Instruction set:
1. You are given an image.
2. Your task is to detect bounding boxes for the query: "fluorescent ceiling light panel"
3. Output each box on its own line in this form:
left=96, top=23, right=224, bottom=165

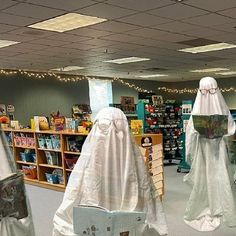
left=28, top=13, right=107, bottom=32
left=190, top=68, right=229, bottom=73
left=215, top=71, right=236, bottom=75
left=51, top=66, right=85, bottom=71
left=104, top=57, right=150, bottom=64
left=137, top=74, right=168, bottom=78
left=178, top=43, right=236, bottom=53
left=0, top=39, right=20, bottom=48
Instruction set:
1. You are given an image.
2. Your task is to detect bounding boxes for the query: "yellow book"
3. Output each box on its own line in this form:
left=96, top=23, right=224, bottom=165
left=131, top=120, right=143, bottom=135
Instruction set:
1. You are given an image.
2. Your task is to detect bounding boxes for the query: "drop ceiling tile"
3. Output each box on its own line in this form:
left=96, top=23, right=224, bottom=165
left=83, top=38, right=117, bottom=46
left=20, top=43, right=50, bottom=50
left=184, top=27, right=225, bottom=38
left=182, top=13, right=235, bottom=27
left=184, top=0, right=236, bottom=12
left=108, top=42, right=144, bottom=50
left=211, top=22, right=236, bottom=33
left=155, top=32, right=195, bottom=42
left=90, top=21, right=141, bottom=33
left=0, top=45, right=34, bottom=53
left=3, top=3, right=65, bottom=20
left=127, top=28, right=166, bottom=39
left=99, top=33, right=143, bottom=43
left=0, top=13, right=38, bottom=26
left=6, top=27, right=56, bottom=38
left=106, top=0, right=174, bottom=11
left=0, top=0, right=18, bottom=10
left=30, top=38, right=68, bottom=46
left=153, top=21, right=201, bottom=33
left=177, top=38, right=220, bottom=46
left=0, top=33, right=35, bottom=42
left=0, top=24, right=19, bottom=33
left=148, top=4, right=208, bottom=20
left=25, top=0, right=96, bottom=11
left=77, top=3, right=136, bottom=20
left=206, top=32, right=236, bottom=42
left=68, top=27, right=112, bottom=38
left=46, top=33, right=92, bottom=43
left=118, top=13, right=172, bottom=27
left=218, top=8, right=236, bottom=19
left=0, top=51, right=22, bottom=57
left=61, top=42, right=98, bottom=50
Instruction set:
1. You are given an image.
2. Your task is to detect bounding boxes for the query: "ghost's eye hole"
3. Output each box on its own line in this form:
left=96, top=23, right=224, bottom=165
left=199, top=89, right=207, bottom=95
left=209, top=88, right=217, bottom=94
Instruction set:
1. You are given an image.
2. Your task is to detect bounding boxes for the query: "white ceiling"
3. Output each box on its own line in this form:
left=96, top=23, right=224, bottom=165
left=1, top=0, right=236, bottom=81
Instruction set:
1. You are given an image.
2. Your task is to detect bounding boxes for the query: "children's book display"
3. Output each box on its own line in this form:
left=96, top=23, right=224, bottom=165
left=137, top=100, right=183, bottom=163
left=192, top=115, right=228, bottom=139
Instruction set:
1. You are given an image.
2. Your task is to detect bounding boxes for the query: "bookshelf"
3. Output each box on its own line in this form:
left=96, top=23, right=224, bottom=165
left=3, top=129, right=87, bottom=191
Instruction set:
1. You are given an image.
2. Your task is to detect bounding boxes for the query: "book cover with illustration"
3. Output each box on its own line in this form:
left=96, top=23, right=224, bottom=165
left=131, top=120, right=143, bottom=135
left=192, top=115, right=228, bottom=139
left=0, top=173, right=28, bottom=220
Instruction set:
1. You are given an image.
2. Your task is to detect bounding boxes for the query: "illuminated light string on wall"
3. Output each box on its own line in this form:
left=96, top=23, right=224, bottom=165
left=0, top=69, right=236, bottom=94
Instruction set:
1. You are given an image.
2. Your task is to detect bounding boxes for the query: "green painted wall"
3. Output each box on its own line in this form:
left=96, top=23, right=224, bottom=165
left=0, top=74, right=89, bottom=126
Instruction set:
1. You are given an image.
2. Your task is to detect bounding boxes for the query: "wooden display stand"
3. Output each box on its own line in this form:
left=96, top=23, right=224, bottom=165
left=3, top=128, right=87, bottom=191
left=134, top=134, right=164, bottom=198
left=3, top=129, right=164, bottom=196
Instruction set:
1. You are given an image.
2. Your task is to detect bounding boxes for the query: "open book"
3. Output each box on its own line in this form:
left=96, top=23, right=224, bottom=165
left=73, top=205, right=146, bottom=236
left=0, top=173, right=28, bottom=220
left=192, top=115, right=228, bottom=139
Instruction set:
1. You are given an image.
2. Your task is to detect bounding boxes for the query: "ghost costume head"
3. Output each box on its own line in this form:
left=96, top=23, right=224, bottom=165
left=184, top=77, right=236, bottom=232
left=0, top=129, right=35, bottom=236
left=53, top=107, right=168, bottom=236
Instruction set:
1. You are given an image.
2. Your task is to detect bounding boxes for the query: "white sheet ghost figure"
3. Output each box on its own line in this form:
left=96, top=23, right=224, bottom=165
left=52, top=107, right=168, bottom=236
left=184, top=76, right=236, bottom=231
left=0, top=129, right=35, bottom=236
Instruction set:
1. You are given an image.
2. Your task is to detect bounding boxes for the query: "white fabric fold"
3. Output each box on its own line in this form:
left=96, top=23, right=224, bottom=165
left=52, top=107, right=168, bottom=236
left=184, top=77, right=236, bottom=231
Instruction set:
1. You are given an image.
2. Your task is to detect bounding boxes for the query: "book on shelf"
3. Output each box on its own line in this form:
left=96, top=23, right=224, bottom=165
left=66, top=136, right=84, bottom=152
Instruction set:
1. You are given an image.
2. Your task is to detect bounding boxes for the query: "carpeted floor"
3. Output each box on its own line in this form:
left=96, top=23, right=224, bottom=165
left=26, top=165, right=236, bottom=236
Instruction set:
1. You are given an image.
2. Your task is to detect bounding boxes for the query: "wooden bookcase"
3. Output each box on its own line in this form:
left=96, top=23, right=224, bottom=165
left=3, top=129, right=164, bottom=198
left=3, top=128, right=87, bottom=191
left=134, top=134, right=164, bottom=199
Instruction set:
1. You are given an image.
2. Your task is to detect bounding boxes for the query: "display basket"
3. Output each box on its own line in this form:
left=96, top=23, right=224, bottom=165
left=45, top=151, right=59, bottom=166
left=22, top=166, right=37, bottom=179
left=65, top=157, right=78, bottom=170
left=45, top=173, right=59, bottom=184
left=20, top=152, right=34, bottom=162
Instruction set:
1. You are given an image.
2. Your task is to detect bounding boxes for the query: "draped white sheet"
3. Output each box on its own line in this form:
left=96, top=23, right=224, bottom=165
left=0, top=129, right=35, bottom=236
left=184, top=77, right=236, bottom=231
left=52, top=107, right=168, bottom=236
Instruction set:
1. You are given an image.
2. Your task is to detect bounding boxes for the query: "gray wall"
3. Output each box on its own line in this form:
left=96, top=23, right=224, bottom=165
left=0, top=74, right=89, bottom=126
left=0, top=74, right=235, bottom=126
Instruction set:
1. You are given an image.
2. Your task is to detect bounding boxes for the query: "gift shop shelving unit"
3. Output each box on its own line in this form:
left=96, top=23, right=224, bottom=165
left=134, top=133, right=164, bottom=199
left=3, top=128, right=87, bottom=191
left=137, top=100, right=183, bottom=164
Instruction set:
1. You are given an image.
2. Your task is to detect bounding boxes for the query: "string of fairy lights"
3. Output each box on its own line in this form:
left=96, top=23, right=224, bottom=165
left=0, top=69, right=236, bottom=94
